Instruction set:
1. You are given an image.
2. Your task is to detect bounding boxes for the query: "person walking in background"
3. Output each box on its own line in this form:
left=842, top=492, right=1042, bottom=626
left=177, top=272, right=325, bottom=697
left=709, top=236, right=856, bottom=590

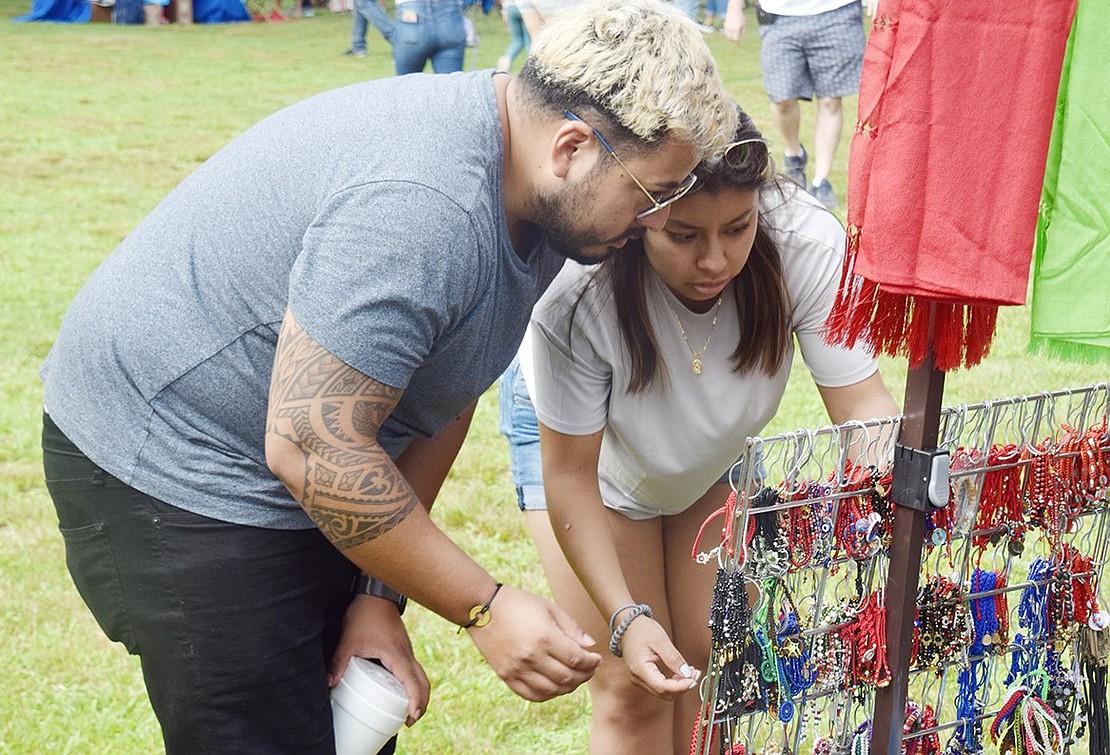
left=39, top=1, right=736, bottom=752
left=516, top=0, right=580, bottom=40
left=724, top=0, right=873, bottom=210
left=702, top=0, right=726, bottom=29
left=343, top=0, right=393, bottom=57
left=500, top=109, right=897, bottom=753
left=496, top=0, right=529, bottom=72
left=389, top=0, right=469, bottom=73
left=344, top=0, right=466, bottom=74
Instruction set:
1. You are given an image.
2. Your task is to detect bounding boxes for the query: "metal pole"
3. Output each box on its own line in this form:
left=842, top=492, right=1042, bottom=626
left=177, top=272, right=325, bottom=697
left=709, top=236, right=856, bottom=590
left=872, top=310, right=946, bottom=753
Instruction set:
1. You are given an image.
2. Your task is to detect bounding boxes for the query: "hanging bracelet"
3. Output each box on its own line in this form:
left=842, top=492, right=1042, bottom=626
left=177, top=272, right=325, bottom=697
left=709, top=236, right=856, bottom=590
left=609, top=603, right=652, bottom=657
left=352, top=574, right=408, bottom=615
left=458, top=582, right=504, bottom=633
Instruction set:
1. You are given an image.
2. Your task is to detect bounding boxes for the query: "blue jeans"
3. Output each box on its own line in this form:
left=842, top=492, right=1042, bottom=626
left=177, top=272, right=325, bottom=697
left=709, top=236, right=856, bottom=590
left=391, top=0, right=467, bottom=75
left=501, top=4, right=529, bottom=65
left=41, top=414, right=397, bottom=754
left=498, top=358, right=546, bottom=511
left=352, top=0, right=394, bottom=54
left=704, top=0, right=725, bottom=16
left=667, top=0, right=698, bottom=21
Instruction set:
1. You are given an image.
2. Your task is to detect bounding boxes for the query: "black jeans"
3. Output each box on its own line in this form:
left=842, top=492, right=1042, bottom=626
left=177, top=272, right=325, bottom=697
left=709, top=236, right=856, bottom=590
left=41, top=413, right=389, bottom=754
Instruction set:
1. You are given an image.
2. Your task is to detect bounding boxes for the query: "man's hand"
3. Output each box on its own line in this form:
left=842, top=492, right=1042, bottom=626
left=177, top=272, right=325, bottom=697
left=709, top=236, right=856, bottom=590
left=465, top=586, right=602, bottom=701
left=328, top=595, right=431, bottom=726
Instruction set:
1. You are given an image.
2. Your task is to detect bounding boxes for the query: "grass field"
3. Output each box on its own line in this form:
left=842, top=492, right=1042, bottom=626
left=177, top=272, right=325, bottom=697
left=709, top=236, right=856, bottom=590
left=0, top=1, right=1106, bottom=752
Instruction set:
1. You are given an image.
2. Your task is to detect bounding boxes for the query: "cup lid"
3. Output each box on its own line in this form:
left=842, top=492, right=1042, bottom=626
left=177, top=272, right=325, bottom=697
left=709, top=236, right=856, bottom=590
left=334, top=658, right=409, bottom=718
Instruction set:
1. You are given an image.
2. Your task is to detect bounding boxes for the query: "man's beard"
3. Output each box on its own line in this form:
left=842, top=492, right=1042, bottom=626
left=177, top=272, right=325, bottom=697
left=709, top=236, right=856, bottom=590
left=529, top=187, right=638, bottom=266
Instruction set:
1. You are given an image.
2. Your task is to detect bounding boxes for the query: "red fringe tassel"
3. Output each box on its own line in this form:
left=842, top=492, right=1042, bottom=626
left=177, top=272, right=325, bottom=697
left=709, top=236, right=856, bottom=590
left=826, top=235, right=999, bottom=371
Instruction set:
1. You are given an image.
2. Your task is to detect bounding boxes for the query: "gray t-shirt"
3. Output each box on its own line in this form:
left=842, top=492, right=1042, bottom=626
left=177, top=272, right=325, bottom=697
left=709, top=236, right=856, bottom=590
left=42, top=71, right=563, bottom=529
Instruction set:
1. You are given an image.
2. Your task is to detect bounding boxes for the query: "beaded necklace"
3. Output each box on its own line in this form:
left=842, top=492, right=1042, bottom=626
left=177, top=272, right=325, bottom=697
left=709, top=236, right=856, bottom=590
left=787, top=495, right=818, bottom=570
left=972, top=444, right=1024, bottom=556
left=841, top=588, right=890, bottom=688
left=834, top=464, right=883, bottom=561
left=849, top=721, right=872, bottom=755
left=903, top=700, right=942, bottom=755
left=1006, top=559, right=1054, bottom=692
left=914, top=574, right=969, bottom=675
left=708, top=566, right=762, bottom=719
left=1078, top=418, right=1109, bottom=500
left=812, top=599, right=852, bottom=692
left=968, top=569, right=1008, bottom=654
left=952, top=654, right=986, bottom=753
left=755, top=577, right=817, bottom=722
left=745, top=488, right=789, bottom=579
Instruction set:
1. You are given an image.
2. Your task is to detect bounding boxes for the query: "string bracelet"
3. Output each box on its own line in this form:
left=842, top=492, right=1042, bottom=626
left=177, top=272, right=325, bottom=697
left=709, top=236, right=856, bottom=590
left=458, top=582, right=503, bottom=634
left=609, top=603, right=652, bottom=657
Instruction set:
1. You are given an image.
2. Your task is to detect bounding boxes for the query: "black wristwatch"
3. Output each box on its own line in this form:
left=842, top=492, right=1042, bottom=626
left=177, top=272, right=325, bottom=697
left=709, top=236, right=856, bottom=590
left=352, top=574, right=408, bottom=615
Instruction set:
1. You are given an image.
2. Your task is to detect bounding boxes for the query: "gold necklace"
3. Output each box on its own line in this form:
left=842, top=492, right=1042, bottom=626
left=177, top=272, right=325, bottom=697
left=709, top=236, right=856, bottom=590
left=663, top=294, right=723, bottom=375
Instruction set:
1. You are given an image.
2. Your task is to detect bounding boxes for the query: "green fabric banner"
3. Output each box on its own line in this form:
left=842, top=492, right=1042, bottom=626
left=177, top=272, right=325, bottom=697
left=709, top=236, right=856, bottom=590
left=1030, top=0, right=1110, bottom=363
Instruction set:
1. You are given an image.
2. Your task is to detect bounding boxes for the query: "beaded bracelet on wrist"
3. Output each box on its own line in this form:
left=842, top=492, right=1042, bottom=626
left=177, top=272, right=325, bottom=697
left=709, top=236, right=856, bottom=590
left=609, top=603, right=652, bottom=657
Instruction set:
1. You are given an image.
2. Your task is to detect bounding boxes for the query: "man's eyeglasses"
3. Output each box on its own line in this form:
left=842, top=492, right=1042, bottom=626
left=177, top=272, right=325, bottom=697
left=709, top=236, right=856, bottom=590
left=564, top=110, right=698, bottom=221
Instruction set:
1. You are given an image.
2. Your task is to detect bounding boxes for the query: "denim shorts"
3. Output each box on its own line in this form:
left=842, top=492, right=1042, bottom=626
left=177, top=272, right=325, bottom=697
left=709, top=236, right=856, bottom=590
left=498, top=358, right=547, bottom=511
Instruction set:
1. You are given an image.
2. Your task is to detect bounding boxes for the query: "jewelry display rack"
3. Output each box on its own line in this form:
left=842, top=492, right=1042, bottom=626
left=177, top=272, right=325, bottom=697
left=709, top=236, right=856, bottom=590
left=693, top=383, right=1110, bottom=755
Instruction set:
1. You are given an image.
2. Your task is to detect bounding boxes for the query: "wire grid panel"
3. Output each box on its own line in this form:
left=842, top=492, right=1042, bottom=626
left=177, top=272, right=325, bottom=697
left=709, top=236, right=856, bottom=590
left=694, top=382, right=1110, bottom=755
left=906, top=383, right=1110, bottom=753
left=694, top=415, right=901, bottom=754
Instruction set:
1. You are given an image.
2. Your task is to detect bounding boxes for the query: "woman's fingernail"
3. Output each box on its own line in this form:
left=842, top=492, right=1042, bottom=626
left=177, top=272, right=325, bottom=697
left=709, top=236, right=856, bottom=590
left=680, top=663, right=693, bottom=678
left=687, top=679, right=698, bottom=689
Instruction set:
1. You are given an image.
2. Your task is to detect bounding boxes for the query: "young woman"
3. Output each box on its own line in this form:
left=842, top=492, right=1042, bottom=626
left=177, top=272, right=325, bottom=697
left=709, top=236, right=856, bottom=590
left=500, top=109, right=899, bottom=753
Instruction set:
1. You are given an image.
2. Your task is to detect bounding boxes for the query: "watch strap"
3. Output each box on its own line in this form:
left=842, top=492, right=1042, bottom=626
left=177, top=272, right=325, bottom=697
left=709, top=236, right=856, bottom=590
left=353, top=574, right=408, bottom=615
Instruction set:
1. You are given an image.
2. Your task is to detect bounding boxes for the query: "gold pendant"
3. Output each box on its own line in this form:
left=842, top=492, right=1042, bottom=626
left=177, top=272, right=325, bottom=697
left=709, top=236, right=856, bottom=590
left=692, top=358, right=702, bottom=375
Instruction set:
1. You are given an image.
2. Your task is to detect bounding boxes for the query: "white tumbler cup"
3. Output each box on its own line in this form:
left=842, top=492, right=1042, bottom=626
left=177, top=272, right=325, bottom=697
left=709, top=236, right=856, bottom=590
left=331, top=657, right=409, bottom=755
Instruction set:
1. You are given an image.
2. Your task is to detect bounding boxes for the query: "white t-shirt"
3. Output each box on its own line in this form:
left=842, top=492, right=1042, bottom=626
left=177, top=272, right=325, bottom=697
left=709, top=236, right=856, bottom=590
left=758, top=0, right=859, bottom=17
left=530, top=186, right=877, bottom=519
left=514, top=0, right=581, bottom=19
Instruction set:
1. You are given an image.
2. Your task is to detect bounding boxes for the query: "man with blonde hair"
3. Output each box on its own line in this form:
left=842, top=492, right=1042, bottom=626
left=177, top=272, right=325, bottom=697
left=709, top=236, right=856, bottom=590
left=40, top=0, right=734, bottom=752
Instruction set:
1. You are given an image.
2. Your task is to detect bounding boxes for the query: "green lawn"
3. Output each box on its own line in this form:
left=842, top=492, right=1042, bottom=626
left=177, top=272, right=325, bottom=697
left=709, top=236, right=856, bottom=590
left=0, top=1, right=1105, bottom=752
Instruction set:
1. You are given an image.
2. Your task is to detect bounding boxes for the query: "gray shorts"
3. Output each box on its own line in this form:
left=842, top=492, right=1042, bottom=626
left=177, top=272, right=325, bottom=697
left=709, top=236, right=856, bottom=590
left=759, top=1, right=866, bottom=103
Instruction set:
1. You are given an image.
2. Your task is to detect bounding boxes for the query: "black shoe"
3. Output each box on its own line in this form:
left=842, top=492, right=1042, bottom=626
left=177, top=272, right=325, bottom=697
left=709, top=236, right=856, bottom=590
left=811, top=179, right=839, bottom=210
left=783, top=146, right=808, bottom=188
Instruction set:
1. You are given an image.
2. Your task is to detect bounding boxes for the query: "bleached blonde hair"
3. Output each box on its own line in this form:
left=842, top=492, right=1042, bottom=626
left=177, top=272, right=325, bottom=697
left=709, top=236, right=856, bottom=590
left=521, top=0, right=736, bottom=160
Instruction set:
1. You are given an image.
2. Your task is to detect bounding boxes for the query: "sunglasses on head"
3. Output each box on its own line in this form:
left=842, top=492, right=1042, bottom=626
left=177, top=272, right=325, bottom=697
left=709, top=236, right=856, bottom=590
left=720, top=138, right=771, bottom=172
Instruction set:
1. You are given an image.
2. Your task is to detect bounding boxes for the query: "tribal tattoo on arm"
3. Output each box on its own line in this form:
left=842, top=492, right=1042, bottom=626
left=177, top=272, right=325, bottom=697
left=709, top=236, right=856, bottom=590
left=267, top=316, right=419, bottom=551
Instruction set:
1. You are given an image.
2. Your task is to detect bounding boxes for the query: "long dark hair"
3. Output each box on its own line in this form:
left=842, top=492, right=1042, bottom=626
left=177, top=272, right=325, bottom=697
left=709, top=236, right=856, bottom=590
left=605, top=109, right=791, bottom=394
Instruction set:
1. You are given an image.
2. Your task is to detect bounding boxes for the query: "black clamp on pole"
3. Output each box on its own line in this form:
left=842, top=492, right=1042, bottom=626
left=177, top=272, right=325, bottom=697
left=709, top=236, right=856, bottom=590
left=891, top=444, right=950, bottom=512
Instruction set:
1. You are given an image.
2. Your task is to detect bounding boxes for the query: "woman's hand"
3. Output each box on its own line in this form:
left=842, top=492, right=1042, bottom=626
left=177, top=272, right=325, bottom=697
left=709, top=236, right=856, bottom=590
left=328, top=594, right=431, bottom=727
left=618, top=616, right=701, bottom=698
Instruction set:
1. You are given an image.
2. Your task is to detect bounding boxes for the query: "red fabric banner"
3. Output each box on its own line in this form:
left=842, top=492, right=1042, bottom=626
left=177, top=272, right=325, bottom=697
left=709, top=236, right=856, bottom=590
left=826, top=0, right=1077, bottom=370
